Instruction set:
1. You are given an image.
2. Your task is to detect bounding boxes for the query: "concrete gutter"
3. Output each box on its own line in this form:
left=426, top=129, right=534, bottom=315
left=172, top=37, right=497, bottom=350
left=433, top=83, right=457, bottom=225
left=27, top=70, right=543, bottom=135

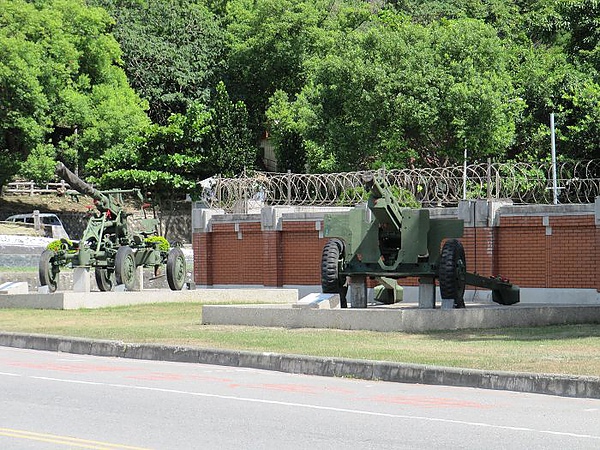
left=0, top=332, right=598, bottom=400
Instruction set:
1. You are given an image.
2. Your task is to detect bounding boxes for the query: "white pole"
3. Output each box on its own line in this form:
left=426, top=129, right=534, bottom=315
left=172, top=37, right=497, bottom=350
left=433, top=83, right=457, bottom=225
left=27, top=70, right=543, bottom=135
left=550, top=113, right=558, bottom=205
left=463, top=146, right=467, bottom=200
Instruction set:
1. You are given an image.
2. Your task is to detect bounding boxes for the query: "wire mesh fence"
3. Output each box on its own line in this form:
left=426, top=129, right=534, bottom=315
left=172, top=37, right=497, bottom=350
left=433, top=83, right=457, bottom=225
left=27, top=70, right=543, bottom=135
left=203, top=160, right=600, bottom=212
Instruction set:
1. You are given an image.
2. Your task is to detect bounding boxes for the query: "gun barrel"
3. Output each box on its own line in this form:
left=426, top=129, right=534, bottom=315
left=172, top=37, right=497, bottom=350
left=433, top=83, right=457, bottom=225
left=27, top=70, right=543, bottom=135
left=55, top=163, right=101, bottom=199
left=364, top=172, right=404, bottom=231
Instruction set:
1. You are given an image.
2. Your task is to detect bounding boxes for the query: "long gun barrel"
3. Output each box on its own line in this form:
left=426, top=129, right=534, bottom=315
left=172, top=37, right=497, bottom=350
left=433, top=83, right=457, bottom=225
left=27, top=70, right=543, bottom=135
left=56, top=162, right=104, bottom=200
left=362, top=172, right=404, bottom=232
left=55, top=162, right=120, bottom=215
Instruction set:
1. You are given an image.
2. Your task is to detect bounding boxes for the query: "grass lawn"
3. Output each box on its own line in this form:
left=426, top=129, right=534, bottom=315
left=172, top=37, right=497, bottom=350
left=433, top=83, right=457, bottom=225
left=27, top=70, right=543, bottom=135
left=0, top=302, right=599, bottom=377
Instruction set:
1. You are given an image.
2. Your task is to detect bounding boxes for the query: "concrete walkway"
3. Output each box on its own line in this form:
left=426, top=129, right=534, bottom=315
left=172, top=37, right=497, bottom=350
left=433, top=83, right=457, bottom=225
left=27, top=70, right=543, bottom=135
left=0, top=331, right=598, bottom=400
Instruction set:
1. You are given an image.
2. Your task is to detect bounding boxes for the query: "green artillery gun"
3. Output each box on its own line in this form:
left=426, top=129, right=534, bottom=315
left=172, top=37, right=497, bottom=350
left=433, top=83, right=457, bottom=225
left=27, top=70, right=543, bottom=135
left=321, top=172, right=519, bottom=308
left=39, top=163, right=187, bottom=292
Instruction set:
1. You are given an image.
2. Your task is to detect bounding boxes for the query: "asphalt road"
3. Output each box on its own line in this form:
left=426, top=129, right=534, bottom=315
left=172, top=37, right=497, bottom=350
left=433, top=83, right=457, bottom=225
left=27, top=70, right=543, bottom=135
left=0, top=346, right=599, bottom=450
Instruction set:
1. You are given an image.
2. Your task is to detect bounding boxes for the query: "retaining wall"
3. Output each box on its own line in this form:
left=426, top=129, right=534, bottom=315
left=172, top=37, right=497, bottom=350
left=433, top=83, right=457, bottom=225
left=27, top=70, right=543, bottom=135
left=192, top=198, right=600, bottom=293
left=1, top=210, right=192, bottom=244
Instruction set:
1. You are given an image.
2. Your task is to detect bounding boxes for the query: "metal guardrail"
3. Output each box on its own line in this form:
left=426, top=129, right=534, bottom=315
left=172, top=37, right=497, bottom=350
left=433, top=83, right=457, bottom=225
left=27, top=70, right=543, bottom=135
left=203, top=160, right=600, bottom=212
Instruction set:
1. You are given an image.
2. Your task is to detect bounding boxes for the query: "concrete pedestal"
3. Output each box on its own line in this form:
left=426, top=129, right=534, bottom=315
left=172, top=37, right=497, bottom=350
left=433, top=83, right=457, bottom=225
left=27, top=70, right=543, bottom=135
left=73, top=267, right=91, bottom=293
left=350, top=276, right=368, bottom=308
left=136, top=266, right=144, bottom=291
left=418, top=276, right=436, bottom=309
left=441, top=298, right=455, bottom=310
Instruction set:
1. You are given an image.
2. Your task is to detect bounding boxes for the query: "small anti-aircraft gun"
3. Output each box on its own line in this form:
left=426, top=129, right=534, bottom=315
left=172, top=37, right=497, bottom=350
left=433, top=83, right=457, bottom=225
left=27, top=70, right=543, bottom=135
left=39, top=163, right=187, bottom=292
left=321, top=172, right=519, bottom=308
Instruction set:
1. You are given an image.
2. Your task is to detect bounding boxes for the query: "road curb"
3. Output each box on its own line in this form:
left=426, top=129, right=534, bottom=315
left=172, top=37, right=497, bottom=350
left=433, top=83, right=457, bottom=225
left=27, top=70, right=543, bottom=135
left=1, top=332, right=599, bottom=399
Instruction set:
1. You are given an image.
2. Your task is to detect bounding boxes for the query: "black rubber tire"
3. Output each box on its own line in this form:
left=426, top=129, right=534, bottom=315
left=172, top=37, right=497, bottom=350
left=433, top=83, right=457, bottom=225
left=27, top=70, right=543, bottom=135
left=39, top=249, right=59, bottom=293
left=321, top=237, right=346, bottom=287
left=115, top=246, right=136, bottom=291
left=166, top=247, right=186, bottom=291
left=438, top=239, right=467, bottom=308
left=95, top=267, right=114, bottom=292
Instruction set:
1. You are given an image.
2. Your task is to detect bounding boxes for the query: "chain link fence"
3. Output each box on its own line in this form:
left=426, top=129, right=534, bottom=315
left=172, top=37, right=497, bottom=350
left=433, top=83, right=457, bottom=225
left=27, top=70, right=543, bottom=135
left=202, top=160, right=600, bottom=212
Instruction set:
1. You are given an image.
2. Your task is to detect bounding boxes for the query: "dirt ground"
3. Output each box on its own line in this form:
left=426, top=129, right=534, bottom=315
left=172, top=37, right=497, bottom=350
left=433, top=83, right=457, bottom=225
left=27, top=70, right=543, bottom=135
left=0, top=193, right=91, bottom=217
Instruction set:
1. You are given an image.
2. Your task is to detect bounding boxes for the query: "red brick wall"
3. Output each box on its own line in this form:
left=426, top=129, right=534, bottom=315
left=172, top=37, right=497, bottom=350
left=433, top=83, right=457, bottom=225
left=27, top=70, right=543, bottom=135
left=193, top=212, right=599, bottom=291
left=495, top=217, right=548, bottom=287
left=461, top=227, right=495, bottom=276
left=281, top=222, right=327, bottom=285
left=204, top=223, right=266, bottom=285
left=193, top=233, right=211, bottom=285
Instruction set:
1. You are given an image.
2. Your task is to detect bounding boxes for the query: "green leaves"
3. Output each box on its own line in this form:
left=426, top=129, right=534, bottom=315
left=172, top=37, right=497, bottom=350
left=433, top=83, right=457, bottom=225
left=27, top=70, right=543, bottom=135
left=267, top=15, right=521, bottom=171
left=18, top=144, right=57, bottom=184
left=1, top=0, right=599, bottom=193
left=0, top=0, right=149, bottom=188
left=95, top=0, right=226, bottom=124
left=88, top=80, right=255, bottom=202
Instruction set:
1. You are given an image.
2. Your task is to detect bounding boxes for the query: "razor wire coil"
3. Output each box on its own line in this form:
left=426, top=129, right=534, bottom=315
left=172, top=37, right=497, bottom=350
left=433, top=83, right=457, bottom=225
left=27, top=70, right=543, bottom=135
left=201, top=160, right=600, bottom=212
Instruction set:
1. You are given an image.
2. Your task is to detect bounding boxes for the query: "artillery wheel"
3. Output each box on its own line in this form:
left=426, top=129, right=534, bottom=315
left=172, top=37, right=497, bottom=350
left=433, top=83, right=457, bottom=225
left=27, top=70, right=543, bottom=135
left=39, top=249, right=59, bottom=293
left=115, top=246, right=136, bottom=291
left=95, top=267, right=115, bottom=292
left=321, top=239, right=348, bottom=308
left=166, top=247, right=186, bottom=291
left=439, top=239, right=466, bottom=308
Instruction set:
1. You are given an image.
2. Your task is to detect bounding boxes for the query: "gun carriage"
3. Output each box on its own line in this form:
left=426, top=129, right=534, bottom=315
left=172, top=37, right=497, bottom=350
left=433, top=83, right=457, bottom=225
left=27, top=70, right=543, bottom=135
left=321, top=173, right=519, bottom=308
left=39, top=163, right=186, bottom=292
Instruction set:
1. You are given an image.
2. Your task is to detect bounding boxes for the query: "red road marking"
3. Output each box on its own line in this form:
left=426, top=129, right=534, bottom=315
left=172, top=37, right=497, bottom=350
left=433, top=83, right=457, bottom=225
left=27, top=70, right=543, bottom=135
left=7, top=361, right=138, bottom=374
left=367, top=394, right=491, bottom=409
left=126, top=373, right=234, bottom=383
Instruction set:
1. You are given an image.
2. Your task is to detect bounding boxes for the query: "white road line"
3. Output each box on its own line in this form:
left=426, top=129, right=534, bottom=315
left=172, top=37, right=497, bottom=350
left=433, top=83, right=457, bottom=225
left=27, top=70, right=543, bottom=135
left=0, top=371, right=20, bottom=377
left=27, top=375, right=600, bottom=441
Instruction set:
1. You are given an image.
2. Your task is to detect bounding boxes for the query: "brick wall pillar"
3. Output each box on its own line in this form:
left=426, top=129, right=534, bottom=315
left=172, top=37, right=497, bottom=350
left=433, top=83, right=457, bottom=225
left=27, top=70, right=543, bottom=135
left=462, top=227, right=495, bottom=277
left=595, top=197, right=600, bottom=292
left=596, top=218, right=600, bottom=291
left=262, top=231, right=282, bottom=286
left=193, top=232, right=212, bottom=286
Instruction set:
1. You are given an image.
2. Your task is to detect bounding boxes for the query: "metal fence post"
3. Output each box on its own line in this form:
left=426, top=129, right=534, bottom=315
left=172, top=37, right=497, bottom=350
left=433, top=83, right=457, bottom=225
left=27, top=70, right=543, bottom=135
left=487, top=158, right=492, bottom=200
left=287, top=170, right=291, bottom=206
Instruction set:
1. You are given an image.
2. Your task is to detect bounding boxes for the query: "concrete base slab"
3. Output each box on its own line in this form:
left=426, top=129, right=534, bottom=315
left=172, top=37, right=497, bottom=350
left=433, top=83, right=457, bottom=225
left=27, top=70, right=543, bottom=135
left=202, top=302, right=600, bottom=332
left=0, top=281, right=29, bottom=295
left=293, top=293, right=340, bottom=309
left=519, top=288, right=599, bottom=304
left=286, top=285, right=600, bottom=305
left=0, top=288, right=298, bottom=310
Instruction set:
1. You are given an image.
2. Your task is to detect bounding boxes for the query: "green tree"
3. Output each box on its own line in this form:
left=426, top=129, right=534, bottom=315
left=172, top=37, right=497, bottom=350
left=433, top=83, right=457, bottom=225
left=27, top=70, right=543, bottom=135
left=509, top=29, right=600, bottom=160
left=224, top=0, right=373, bottom=139
left=93, top=0, right=226, bottom=125
left=88, top=82, right=256, bottom=200
left=204, top=82, right=257, bottom=176
left=0, top=0, right=149, bottom=188
left=554, top=0, right=600, bottom=70
left=268, top=15, right=522, bottom=171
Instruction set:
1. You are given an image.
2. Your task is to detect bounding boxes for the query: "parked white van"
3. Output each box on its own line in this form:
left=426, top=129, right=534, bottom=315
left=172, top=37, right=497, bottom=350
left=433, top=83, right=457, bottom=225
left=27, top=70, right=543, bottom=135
left=5, top=213, right=69, bottom=239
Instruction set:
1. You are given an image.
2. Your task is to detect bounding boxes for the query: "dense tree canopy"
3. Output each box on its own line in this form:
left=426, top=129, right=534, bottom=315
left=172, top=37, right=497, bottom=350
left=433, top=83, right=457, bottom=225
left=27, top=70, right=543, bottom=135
left=268, top=17, right=523, bottom=171
left=0, top=0, right=149, bottom=187
left=87, top=81, right=256, bottom=199
left=92, top=0, right=227, bottom=125
left=0, top=0, right=598, bottom=194
left=224, top=0, right=373, bottom=138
